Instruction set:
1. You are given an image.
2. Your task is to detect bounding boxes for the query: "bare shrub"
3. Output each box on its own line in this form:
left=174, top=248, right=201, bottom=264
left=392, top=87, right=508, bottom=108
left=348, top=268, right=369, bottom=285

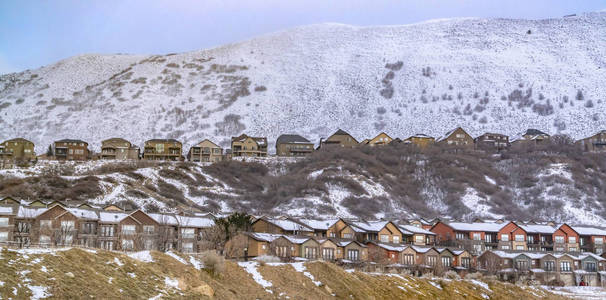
left=465, top=272, right=483, bottom=280
left=254, top=85, right=267, bottom=92
left=444, top=270, right=460, bottom=280
left=201, top=251, right=225, bottom=276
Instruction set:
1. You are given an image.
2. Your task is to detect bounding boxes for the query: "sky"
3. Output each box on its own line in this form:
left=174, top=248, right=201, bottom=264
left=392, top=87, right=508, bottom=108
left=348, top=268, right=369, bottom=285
left=1, top=0, right=605, bottom=74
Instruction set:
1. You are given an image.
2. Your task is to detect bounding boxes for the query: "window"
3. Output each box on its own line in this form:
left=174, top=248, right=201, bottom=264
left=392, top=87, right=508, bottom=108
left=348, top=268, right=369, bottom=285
left=343, top=233, right=353, bottom=239
left=472, top=233, right=481, bottom=240
left=515, top=234, right=525, bottom=242
left=61, top=220, right=75, bottom=230
left=560, top=261, right=571, bottom=272
left=473, top=244, right=483, bottom=253
left=39, top=235, right=51, bottom=244
left=155, top=144, right=164, bottom=153
left=329, top=232, right=336, bottom=238
left=101, top=225, right=114, bottom=237
left=501, top=234, right=509, bottom=241
left=569, top=247, right=577, bottom=252
left=427, top=255, right=437, bottom=266
left=322, top=248, right=335, bottom=260
left=527, top=235, right=534, bottom=244
left=596, top=248, right=603, bottom=255
left=555, top=236, right=565, bottom=243
left=305, top=247, right=318, bottom=259
left=455, top=232, right=466, bottom=240
left=585, top=262, right=597, bottom=272
left=403, top=254, right=414, bottom=265
left=182, top=242, right=194, bottom=253
left=503, top=259, right=509, bottom=264
left=555, top=247, right=564, bottom=252
left=441, top=256, right=452, bottom=267
left=181, top=228, right=195, bottom=239
left=144, top=239, right=154, bottom=250
left=501, top=245, right=510, bottom=250
left=261, top=244, right=267, bottom=250
left=122, top=225, right=136, bottom=235
left=143, top=225, right=154, bottom=234
left=485, top=235, right=493, bottom=243
left=380, top=234, right=389, bottom=243
left=0, top=217, right=8, bottom=227
left=18, top=222, right=30, bottom=233
left=515, top=260, right=528, bottom=270
left=595, top=238, right=604, bottom=245
left=461, top=257, right=471, bottom=268
left=569, top=237, right=576, bottom=243
left=40, top=220, right=52, bottom=228
left=82, top=222, right=95, bottom=234
left=415, top=235, right=425, bottom=244
left=516, top=245, right=524, bottom=250
left=393, top=236, right=400, bottom=244
left=347, top=249, right=359, bottom=261
left=0, top=231, right=8, bottom=241
left=544, top=261, right=555, bottom=271
left=275, top=246, right=288, bottom=257
left=122, top=239, right=134, bottom=250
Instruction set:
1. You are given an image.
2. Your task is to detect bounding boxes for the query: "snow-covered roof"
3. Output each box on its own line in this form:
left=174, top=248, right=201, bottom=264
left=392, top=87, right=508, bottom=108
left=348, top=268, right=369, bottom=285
left=16, top=206, right=47, bottom=218
left=446, top=221, right=507, bottom=232
left=246, top=232, right=285, bottom=242
left=489, top=250, right=519, bottom=259
left=520, top=224, right=557, bottom=234
left=99, top=211, right=129, bottom=223
left=409, top=246, right=434, bottom=253
left=297, top=219, right=339, bottom=230
left=578, top=253, right=606, bottom=261
left=175, top=215, right=214, bottom=228
left=350, top=220, right=391, bottom=232
left=436, top=127, right=462, bottom=142
left=149, top=213, right=179, bottom=225
left=399, top=224, right=435, bottom=235
left=571, top=226, right=606, bottom=236
left=66, top=207, right=99, bottom=220
left=283, top=235, right=312, bottom=244
left=265, top=218, right=313, bottom=232
left=451, top=250, right=466, bottom=255
left=375, top=243, right=407, bottom=252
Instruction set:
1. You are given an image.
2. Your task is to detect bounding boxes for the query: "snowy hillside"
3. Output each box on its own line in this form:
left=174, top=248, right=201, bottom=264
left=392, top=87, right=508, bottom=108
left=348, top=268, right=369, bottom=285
left=1, top=13, right=606, bottom=152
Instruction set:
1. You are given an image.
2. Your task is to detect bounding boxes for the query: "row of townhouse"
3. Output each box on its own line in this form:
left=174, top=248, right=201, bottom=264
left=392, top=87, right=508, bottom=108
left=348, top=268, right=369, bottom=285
left=0, top=197, right=214, bottom=253
left=2, top=127, right=604, bottom=166
left=477, top=250, right=606, bottom=286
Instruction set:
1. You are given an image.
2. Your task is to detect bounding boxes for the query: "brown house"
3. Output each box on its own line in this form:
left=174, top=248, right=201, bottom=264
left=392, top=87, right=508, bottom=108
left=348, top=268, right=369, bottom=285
left=474, top=133, right=509, bottom=152
left=436, top=127, right=473, bottom=149
left=403, top=134, right=435, bottom=148
left=187, top=139, right=223, bottom=162
left=578, top=130, right=606, bottom=152
left=100, top=138, right=139, bottom=160
left=319, top=129, right=358, bottom=149
left=53, top=139, right=90, bottom=161
left=252, top=217, right=313, bottom=236
left=365, top=132, right=393, bottom=146
left=512, top=129, right=550, bottom=145
left=275, top=134, right=314, bottom=157
left=143, top=139, right=182, bottom=161
left=231, top=134, right=268, bottom=157
left=0, top=138, right=36, bottom=163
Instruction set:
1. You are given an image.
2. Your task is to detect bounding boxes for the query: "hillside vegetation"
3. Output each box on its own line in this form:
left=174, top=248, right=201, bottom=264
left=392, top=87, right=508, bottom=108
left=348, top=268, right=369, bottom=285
left=0, top=247, right=570, bottom=299
left=1, top=13, right=605, bottom=150
left=1, top=142, right=605, bottom=225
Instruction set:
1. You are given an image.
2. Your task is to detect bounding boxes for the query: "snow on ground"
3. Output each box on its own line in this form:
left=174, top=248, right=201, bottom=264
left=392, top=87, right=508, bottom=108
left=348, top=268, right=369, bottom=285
left=460, top=188, right=503, bottom=219
left=291, top=262, right=322, bottom=286
left=428, top=281, right=443, bottom=290
left=484, top=176, right=496, bottom=185
left=468, top=279, right=492, bottom=292
left=188, top=256, right=204, bottom=270
left=128, top=251, right=154, bottom=263
left=166, top=251, right=188, bottom=265
left=541, top=286, right=606, bottom=299
left=113, top=257, right=124, bottom=266
left=238, top=261, right=273, bottom=293
left=164, top=277, right=180, bottom=290
left=26, top=285, right=51, bottom=300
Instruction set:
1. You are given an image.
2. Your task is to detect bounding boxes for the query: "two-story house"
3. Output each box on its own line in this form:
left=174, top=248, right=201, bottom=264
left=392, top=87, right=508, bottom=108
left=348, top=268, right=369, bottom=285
left=187, top=139, right=223, bottom=162
left=0, top=138, right=36, bottom=163
left=275, top=134, right=314, bottom=157
left=436, top=127, right=474, bottom=149
left=143, top=139, right=182, bottom=161
left=318, top=129, right=358, bottom=149
left=231, top=134, right=268, bottom=157
left=474, top=133, right=509, bottom=152
left=53, top=139, right=89, bottom=161
left=100, top=138, right=140, bottom=160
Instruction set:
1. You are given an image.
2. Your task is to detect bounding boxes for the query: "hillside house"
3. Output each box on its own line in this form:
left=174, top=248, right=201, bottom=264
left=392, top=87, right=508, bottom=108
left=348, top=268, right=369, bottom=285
left=53, top=139, right=89, bottom=161
left=231, top=134, right=268, bottom=157
left=275, top=134, right=314, bottom=157
left=348, top=220, right=403, bottom=244
left=365, top=132, right=393, bottom=146
left=100, top=138, right=140, bottom=160
left=436, top=127, right=473, bottom=149
left=553, top=224, right=580, bottom=253
left=497, top=222, right=528, bottom=251
left=512, top=129, right=550, bottom=145
left=474, top=133, right=509, bottom=151
left=574, top=226, right=606, bottom=254
left=187, top=139, right=223, bottom=162
left=0, top=138, right=36, bottom=163
left=431, top=220, right=507, bottom=254
left=519, top=223, right=556, bottom=252
left=319, top=129, right=358, bottom=149
left=578, top=130, right=606, bottom=152
left=403, top=134, right=435, bottom=148
left=251, top=217, right=314, bottom=236
left=143, top=139, right=182, bottom=161
left=399, top=224, right=436, bottom=246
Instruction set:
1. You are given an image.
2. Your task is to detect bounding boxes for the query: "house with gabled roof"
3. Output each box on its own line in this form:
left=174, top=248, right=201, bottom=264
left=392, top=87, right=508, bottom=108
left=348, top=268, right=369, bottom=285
left=365, top=132, right=393, bottom=146
left=187, top=139, right=223, bottom=162
left=366, top=241, right=407, bottom=264
left=231, top=134, right=268, bottom=157
left=436, top=127, right=473, bottom=149
left=553, top=224, right=580, bottom=253
left=403, top=134, right=435, bottom=148
left=275, top=134, right=314, bottom=157
left=474, top=132, right=509, bottom=152
left=143, top=139, right=182, bottom=161
left=578, top=130, right=606, bottom=152
left=399, top=224, right=436, bottom=246
left=319, top=129, right=358, bottom=149
left=431, top=220, right=508, bottom=254
left=251, top=217, right=314, bottom=236
left=290, top=218, right=340, bottom=238
left=572, top=225, right=606, bottom=254
left=100, top=138, right=139, bottom=160
left=511, top=129, right=550, bottom=145
left=334, top=239, right=367, bottom=262
left=53, top=139, right=90, bottom=161
left=0, top=138, right=36, bottom=163
left=348, top=220, right=403, bottom=244
left=519, top=223, right=556, bottom=252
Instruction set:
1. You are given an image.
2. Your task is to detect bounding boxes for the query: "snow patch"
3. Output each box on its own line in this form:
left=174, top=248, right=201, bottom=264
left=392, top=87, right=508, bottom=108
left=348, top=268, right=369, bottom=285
left=238, top=261, right=273, bottom=293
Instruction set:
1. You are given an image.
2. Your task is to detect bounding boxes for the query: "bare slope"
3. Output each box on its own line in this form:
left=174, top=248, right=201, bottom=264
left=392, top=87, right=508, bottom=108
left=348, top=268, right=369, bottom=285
left=0, top=247, right=569, bottom=299
left=1, top=13, right=605, bottom=151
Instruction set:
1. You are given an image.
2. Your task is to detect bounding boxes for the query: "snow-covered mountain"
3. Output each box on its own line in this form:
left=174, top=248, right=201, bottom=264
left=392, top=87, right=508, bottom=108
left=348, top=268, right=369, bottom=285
left=1, top=13, right=606, bottom=152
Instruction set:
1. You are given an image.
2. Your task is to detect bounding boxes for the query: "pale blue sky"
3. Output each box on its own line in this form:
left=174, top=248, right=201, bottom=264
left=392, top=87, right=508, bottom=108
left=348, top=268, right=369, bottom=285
left=1, top=0, right=605, bottom=74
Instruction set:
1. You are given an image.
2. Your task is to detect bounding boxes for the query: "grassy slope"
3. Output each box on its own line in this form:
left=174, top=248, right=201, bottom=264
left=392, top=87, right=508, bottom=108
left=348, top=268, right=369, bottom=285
left=0, top=247, right=570, bottom=299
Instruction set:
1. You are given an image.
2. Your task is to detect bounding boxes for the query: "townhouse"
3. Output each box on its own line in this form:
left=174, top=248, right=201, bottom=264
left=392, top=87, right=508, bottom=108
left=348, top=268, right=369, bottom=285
left=251, top=217, right=314, bottom=236
left=187, top=139, right=223, bottom=162
left=430, top=220, right=507, bottom=254
left=578, top=130, right=606, bottom=152
left=474, top=133, right=509, bottom=151
left=398, top=224, right=436, bottom=246
left=275, top=134, right=314, bottom=157
left=362, top=132, right=393, bottom=146
left=143, top=139, right=182, bottom=161
left=318, top=129, right=358, bottom=149
left=403, top=134, right=435, bottom=148
left=436, top=127, right=474, bottom=149
left=231, top=134, right=268, bottom=157
left=0, top=138, right=36, bottom=163
left=511, top=128, right=550, bottom=145
left=100, top=138, right=140, bottom=160
left=53, top=139, right=90, bottom=161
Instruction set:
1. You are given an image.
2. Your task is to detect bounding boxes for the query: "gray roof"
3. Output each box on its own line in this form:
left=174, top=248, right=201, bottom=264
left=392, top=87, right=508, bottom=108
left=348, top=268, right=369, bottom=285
left=524, top=129, right=549, bottom=136
left=276, top=134, right=311, bottom=145
left=55, top=139, right=88, bottom=144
